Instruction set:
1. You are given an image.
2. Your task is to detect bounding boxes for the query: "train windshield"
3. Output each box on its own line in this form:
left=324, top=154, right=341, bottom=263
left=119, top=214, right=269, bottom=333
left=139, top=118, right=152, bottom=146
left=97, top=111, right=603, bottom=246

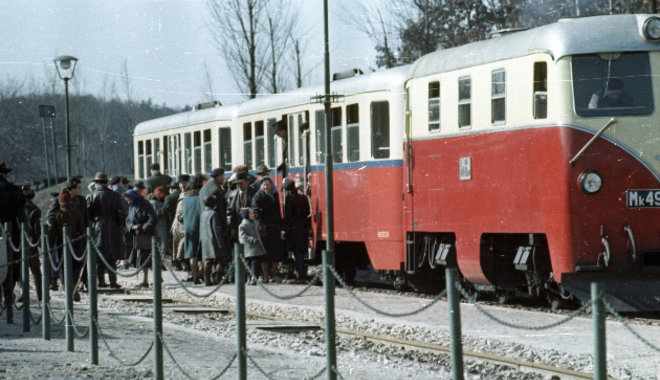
left=572, top=52, right=653, bottom=117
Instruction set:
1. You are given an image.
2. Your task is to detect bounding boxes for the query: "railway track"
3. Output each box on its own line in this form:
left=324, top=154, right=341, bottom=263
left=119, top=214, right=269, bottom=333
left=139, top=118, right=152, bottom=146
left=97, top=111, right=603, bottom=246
left=115, top=288, right=595, bottom=379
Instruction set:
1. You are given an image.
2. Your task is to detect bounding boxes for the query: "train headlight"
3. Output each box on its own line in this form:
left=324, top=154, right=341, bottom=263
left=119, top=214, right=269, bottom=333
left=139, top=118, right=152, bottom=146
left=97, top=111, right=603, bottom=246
left=578, top=171, right=603, bottom=194
left=643, top=17, right=660, bottom=41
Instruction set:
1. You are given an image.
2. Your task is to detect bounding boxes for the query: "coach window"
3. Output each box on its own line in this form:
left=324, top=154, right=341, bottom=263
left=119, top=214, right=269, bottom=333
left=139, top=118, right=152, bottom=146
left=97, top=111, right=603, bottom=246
left=491, top=69, right=506, bottom=124
left=203, top=129, right=212, bottom=173
left=288, top=115, right=295, bottom=166
left=347, top=104, right=359, bottom=162
left=219, top=127, right=232, bottom=172
left=371, top=101, right=390, bottom=159
left=138, top=140, right=145, bottom=179
left=194, top=131, right=202, bottom=174
left=255, top=120, right=265, bottom=168
left=162, top=137, right=169, bottom=174
left=458, top=76, right=471, bottom=128
left=184, top=132, right=192, bottom=173
left=153, top=138, right=161, bottom=171
left=533, top=62, right=547, bottom=119
left=331, top=107, right=342, bottom=163
left=243, top=122, right=253, bottom=169
left=266, top=118, right=276, bottom=168
left=298, top=111, right=309, bottom=166
left=428, top=81, right=440, bottom=132
left=146, top=140, right=153, bottom=174
left=168, top=135, right=180, bottom=177
left=315, top=110, right=326, bottom=164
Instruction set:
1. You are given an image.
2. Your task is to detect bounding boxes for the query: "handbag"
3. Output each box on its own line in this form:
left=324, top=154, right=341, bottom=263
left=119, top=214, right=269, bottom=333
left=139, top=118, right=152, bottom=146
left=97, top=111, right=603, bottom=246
left=134, top=234, right=152, bottom=251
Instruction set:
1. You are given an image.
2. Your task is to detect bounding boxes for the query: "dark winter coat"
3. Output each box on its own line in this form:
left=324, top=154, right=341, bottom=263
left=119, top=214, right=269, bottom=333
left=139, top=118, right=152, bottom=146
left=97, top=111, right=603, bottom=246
left=182, top=189, right=201, bottom=260
left=126, top=197, right=157, bottom=236
left=48, top=207, right=85, bottom=249
left=283, top=192, right=311, bottom=253
left=146, top=172, right=172, bottom=195
left=199, top=180, right=227, bottom=260
left=86, top=184, right=126, bottom=260
left=23, top=200, right=42, bottom=245
left=163, top=188, right=181, bottom=225
left=251, top=187, right=285, bottom=260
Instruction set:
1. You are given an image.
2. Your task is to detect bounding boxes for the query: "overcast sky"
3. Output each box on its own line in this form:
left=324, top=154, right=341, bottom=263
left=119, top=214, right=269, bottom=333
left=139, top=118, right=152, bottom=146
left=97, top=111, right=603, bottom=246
left=0, top=0, right=380, bottom=109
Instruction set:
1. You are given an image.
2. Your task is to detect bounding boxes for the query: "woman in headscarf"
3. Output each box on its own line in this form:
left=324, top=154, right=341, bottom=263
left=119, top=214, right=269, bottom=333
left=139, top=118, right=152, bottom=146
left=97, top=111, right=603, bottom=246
left=251, top=176, right=285, bottom=283
left=123, top=189, right=157, bottom=287
left=183, top=174, right=205, bottom=284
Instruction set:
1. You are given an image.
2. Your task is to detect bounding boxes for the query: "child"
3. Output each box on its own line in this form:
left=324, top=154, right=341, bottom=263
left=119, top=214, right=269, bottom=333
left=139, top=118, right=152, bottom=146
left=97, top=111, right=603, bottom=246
left=238, top=208, right=266, bottom=285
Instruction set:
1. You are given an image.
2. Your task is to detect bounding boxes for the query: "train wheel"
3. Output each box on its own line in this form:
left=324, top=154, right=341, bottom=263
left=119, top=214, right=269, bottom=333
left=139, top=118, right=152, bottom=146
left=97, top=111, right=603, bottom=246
left=497, top=290, right=514, bottom=305
left=546, top=294, right=564, bottom=310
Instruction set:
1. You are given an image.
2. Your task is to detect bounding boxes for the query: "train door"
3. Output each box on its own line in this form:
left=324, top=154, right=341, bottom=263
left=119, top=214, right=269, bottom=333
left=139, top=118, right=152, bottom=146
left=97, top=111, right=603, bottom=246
left=403, top=83, right=417, bottom=273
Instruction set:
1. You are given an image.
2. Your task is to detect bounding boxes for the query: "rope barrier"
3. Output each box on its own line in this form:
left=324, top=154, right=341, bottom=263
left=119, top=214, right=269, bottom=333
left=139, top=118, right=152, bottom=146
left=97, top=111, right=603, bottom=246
left=164, top=259, right=233, bottom=298
left=454, top=280, right=593, bottom=330
left=328, top=265, right=447, bottom=317
left=66, top=308, right=90, bottom=338
left=92, top=241, right=152, bottom=277
left=158, top=332, right=237, bottom=380
left=239, top=254, right=321, bottom=300
left=94, top=316, right=154, bottom=366
left=603, top=299, right=660, bottom=352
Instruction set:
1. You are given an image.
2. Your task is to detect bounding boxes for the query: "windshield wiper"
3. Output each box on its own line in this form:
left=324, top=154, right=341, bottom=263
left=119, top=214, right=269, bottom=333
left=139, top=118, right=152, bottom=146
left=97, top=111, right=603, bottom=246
left=569, top=118, right=617, bottom=165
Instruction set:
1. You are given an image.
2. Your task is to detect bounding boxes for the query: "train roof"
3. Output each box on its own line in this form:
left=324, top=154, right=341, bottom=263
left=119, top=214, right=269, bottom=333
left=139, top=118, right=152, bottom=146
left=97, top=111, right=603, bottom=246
left=133, top=103, right=239, bottom=136
left=236, top=65, right=410, bottom=117
left=411, top=14, right=660, bottom=78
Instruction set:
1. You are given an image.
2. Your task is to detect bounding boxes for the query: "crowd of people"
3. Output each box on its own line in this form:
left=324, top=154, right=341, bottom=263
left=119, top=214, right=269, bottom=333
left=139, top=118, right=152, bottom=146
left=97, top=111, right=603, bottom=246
left=0, top=160, right=312, bottom=308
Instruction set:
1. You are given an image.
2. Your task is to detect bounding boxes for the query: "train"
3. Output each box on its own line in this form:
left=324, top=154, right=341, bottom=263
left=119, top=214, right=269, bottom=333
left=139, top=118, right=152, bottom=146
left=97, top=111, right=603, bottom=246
left=134, top=14, right=660, bottom=311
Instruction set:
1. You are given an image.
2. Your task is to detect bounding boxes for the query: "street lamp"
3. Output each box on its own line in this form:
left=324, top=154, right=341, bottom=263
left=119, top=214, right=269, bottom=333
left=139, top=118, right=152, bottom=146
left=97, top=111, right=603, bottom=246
left=53, top=55, right=78, bottom=182
left=38, top=105, right=56, bottom=186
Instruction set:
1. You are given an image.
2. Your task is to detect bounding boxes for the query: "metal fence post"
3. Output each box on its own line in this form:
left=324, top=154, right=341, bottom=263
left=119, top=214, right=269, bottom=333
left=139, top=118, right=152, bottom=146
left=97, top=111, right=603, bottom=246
left=592, top=282, right=607, bottom=380
left=323, top=249, right=337, bottom=380
left=446, top=268, right=464, bottom=380
left=152, top=236, right=163, bottom=380
left=87, top=227, right=98, bottom=364
left=63, top=226, right=74, bottom=352
left=41, top=224, right=50, bottom=340
left=21, top=222, right=30, bottom=332
left=5, top=223, right=14, bottom=324
left=235, top=243, right=247, bottom=380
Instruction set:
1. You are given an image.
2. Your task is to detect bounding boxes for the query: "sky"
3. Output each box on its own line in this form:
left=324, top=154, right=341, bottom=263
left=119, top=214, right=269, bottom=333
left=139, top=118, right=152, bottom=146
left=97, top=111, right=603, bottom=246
left=0, top=0, right=380, bottom=109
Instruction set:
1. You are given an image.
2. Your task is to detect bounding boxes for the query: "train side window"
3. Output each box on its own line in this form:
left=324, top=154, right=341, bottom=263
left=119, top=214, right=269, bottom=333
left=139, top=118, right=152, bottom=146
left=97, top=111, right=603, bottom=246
left=153, top=138, right=161, bottom=172
left=288, top=115, right=295, bottom=166
left=347, top=104, right=359, bottom=162
left=168, top=135, right=180, bottom=177
left=184, top=132, right=191, bottom=173
left=297, top=113, right=306, bottom=166
left=203, top=129, right=212, bottom=173
left=138, top=140, right=145, bottom=179
left=371, top=101, right=390, bottom=159
left=491, top=69, right=506, bottom=124
left=458, top=76, right=471, bottom=128
left=533, top=62, right=547, bottom=119
left=266, top=118, right=276, bottom=168
left=428, top=81, right=440, bottom=132
left=255, top=120, right=265, bottom=168
left=331, top=107, right=342, bottom=163
left=243, top=122, right=253, bottom=169
left=193, top=131, right=202, bottom=174
left=162, top=136, right=169, bottom=174
left=315, top=110, right=326, bottom=164
left=146, top=139, right=153, bottom=174
left=219, top=127, right=232, bottom=172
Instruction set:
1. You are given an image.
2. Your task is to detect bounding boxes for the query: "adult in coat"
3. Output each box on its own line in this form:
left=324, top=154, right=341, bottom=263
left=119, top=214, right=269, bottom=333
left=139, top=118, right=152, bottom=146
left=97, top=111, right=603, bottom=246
left=183, top=174, right=204, bottom=284
left=21, top=185, right=42, bottom=300
left=124, top=189, right=157, bottom=287
left=251, top=176, right=285, bottom=283
left=0, top=161, right=25, bottom=308
left=282, top=179, right=311, bottom=283
left=146, top=163, right=173, bottom=195
left=87, top=172, right=126, bottom=288
left=199, top=168, right=228, bottom=285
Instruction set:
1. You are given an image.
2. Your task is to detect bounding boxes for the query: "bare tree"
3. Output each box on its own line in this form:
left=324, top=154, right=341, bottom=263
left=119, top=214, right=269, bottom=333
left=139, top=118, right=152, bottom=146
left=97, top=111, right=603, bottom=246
left=200, top=58, right=217, bottom=103
left=263, top=0, right=299, bottom=93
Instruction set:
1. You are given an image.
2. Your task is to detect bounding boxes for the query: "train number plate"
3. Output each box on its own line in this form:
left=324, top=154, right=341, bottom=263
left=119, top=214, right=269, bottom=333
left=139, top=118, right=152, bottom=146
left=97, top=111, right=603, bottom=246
left=626, top=189, right=660, bottom=208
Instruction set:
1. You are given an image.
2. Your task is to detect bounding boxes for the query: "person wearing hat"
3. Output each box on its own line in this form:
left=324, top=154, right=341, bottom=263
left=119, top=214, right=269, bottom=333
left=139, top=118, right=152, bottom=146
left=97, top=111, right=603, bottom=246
left=21, top=185, right=43, bottom=300
left=251, top=176, right=285, bottom=283
left=134, top=181, right=146, bottom=197
left=249, top=164, right=271, bottom=193
left=282, top=178, right=311, bottom=283
left=0, top=160, right=25, bottom=308
left=123, top=189, right=157, bottom=287
left=183, top=174, right=205, bottom=284
left=110, top=176, right=128, bottom=194
left=227, top=170, right=256, bottom=248
left=48, top=188, right=85, bottom=300
left=588, top=78, right=634, bottom=109
left=87, top=172, right=126, bottom=288
left=146, top=163, right=172, bottom=195
left=199, top=168, right=228, bottom=285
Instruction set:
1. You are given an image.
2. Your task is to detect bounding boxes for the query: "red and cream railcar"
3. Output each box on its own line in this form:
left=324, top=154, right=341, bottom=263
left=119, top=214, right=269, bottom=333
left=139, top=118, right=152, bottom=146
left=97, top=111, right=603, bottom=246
left=404, top=14, right=660, bottom=309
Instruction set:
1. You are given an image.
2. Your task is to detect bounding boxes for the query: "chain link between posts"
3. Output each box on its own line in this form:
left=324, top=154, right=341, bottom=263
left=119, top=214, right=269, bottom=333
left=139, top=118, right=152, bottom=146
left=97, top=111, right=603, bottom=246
left=46, top=302, right=66, bottom=325
left=603, top=298, right=660, bottom=352
left=66, top=308, right=90, bottom=338
left=93, top=315, right=154, bottom=366
left=454, top=280, right=593, bottom=330
left=163, top=259, right=233, bottom=298
left=328, top=265, right=447, bottom=317
left=22, top=228, right=42, bottom=248
left=65, top=236, right=88, bottom=262
left=158, top=332, right=237, bottom=380
left=238, top=254, right=321, bottom=300
left=92, top=241, right=152, bottom=277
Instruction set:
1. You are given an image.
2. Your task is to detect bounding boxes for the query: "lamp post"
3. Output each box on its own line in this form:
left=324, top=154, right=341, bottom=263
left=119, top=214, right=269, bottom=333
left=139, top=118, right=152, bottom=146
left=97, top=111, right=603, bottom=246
left=53, top=55, right=78, bottom=182
left=38, top=105, right=56, bottom=187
